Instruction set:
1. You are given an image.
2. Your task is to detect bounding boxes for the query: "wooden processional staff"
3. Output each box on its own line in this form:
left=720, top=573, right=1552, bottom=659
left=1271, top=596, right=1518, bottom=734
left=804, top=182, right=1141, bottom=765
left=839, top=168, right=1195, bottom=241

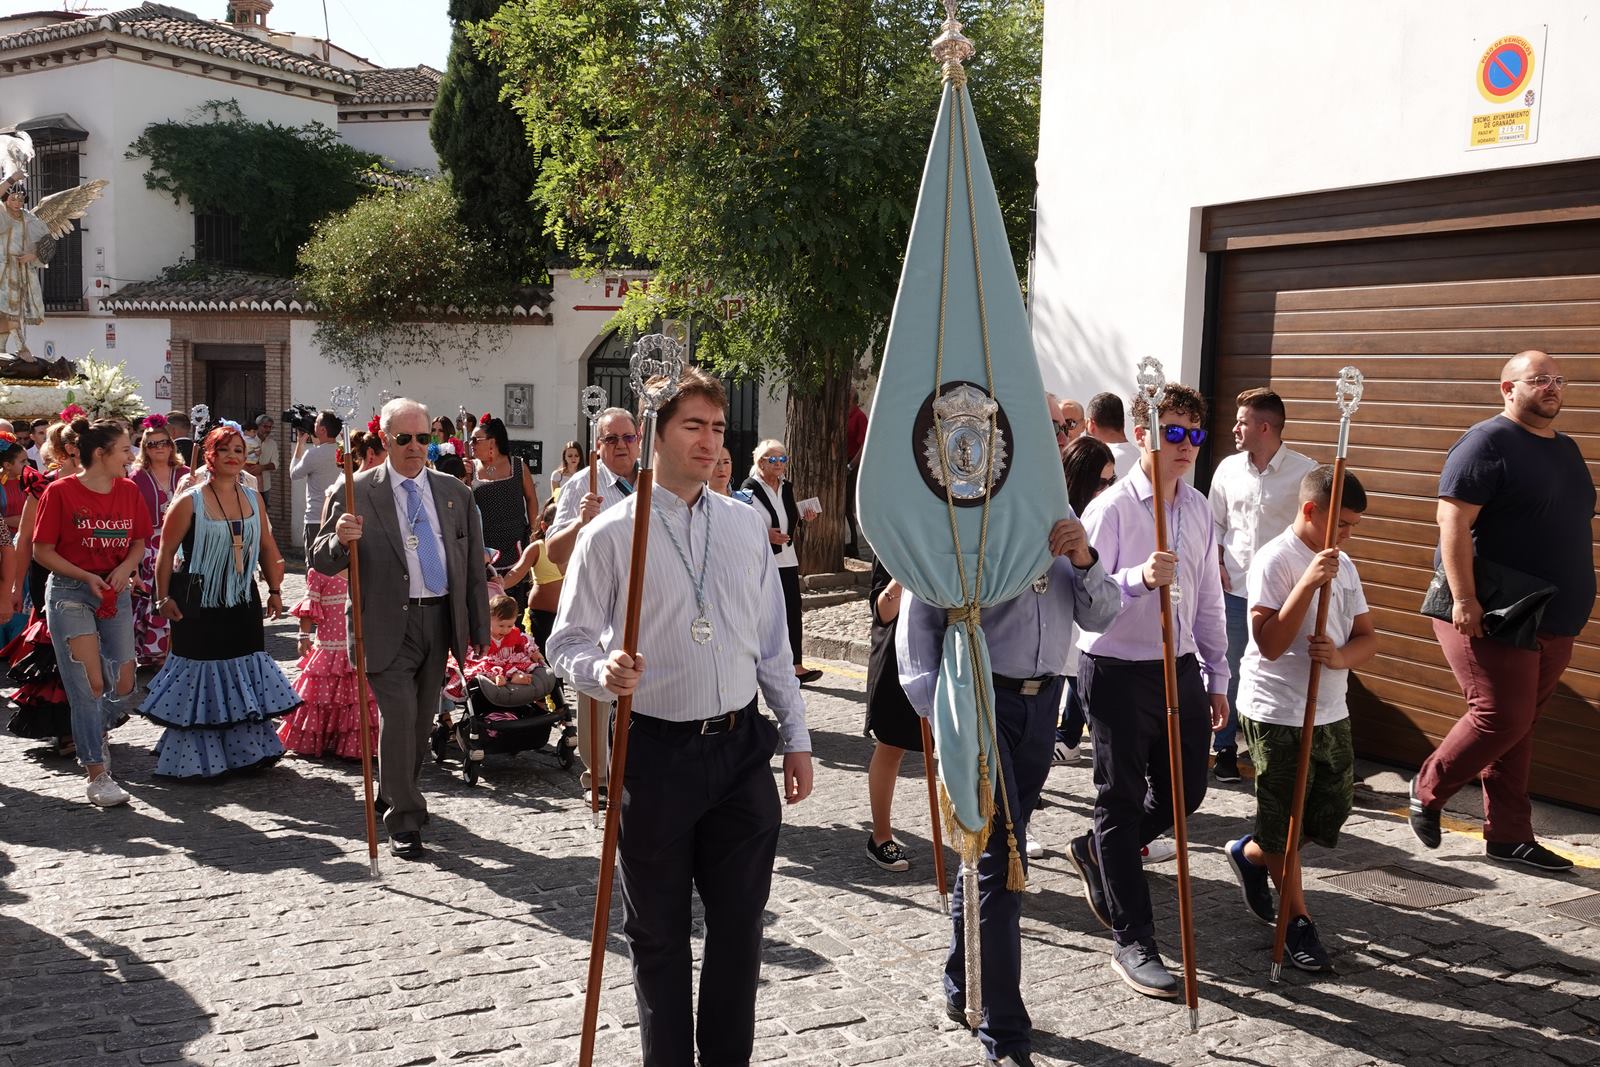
left=1135, top=356, right=1200, bottom=1032
left=579, top=384, right=610, bottom=827
left=331, top=385, right=382, bottom=879
left=577, top=337, right=686, bottom=1067
left=1270, top=366, right=1363, bottom=980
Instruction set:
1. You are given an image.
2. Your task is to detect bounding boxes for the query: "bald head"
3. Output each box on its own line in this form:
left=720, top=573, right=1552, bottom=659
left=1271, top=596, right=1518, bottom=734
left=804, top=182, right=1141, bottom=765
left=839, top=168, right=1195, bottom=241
left=1500, top=350, right=1553, bottom=385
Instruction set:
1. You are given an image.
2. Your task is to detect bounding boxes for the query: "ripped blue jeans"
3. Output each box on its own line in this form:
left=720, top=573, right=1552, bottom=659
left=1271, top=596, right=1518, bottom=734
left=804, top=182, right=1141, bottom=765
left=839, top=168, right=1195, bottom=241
left=45, top=574, right=136, bottom=767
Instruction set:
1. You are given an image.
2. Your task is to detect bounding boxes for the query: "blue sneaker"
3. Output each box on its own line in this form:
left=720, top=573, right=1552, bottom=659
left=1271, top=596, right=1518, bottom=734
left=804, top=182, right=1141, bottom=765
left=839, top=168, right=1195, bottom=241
left=1225, top=836, right=1277, bottom=926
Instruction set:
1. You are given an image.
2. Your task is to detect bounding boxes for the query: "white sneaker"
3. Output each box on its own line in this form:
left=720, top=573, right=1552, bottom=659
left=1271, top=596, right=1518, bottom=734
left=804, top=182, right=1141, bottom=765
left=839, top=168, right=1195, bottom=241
left=86, top=773, right=129, bottom=808
left=1141, top=837, right=1177, bottom=864
left=1025, top=829, right=1044, bottom=859
left=1051, top=740, right=1079, bottom=766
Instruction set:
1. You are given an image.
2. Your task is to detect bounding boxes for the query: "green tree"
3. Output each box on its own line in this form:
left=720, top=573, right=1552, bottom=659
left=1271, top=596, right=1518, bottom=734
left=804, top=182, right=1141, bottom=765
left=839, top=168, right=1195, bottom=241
left=298, top=180, right=509, bottom=380
left=128, top=100, right=383, bottom=276
left=477, top=0, right=1042, bottom=572
left=431, top=0, right=548, bottom=283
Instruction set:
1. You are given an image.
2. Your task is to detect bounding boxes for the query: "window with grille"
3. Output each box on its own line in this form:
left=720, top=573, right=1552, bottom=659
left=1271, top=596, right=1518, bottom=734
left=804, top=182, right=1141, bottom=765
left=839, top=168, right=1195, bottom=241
left=26, top=140, right=86, bottom=312
left=194, top=210, right=243, bottom=268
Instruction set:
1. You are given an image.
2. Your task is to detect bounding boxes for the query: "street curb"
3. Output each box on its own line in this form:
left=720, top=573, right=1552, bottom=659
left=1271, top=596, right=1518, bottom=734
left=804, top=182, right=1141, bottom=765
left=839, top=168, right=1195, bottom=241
left=804, top=632, right=870, bottom=667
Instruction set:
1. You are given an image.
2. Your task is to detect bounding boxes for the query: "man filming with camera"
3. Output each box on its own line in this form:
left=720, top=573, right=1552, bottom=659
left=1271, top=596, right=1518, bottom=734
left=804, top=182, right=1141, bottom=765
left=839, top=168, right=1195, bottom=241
left=288, top=408, right=342, bottom=548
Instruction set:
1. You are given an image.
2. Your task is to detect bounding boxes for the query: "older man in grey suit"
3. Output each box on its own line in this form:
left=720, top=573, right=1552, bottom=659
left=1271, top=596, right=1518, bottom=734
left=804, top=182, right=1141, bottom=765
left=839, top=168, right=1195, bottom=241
left=311, top=397, right=490, bottom=858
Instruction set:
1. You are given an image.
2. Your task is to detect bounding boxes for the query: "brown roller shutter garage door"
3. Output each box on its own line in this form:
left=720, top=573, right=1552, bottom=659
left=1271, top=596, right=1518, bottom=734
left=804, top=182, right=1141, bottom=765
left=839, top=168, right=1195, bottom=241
left=1202, top=161, right=1600, bottom=811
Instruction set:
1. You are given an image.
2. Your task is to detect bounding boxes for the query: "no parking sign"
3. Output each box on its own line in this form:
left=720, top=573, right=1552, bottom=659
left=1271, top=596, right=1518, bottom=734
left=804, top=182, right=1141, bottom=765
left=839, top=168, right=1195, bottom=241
left=1468, top=27, right=1545, bottom=150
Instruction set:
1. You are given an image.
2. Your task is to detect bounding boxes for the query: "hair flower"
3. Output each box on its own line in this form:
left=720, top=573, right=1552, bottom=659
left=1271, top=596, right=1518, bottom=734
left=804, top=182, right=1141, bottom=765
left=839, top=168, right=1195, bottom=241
left=59, top=403, right=87, bottom=423
left=480, top=411, right=493, bottom=424
left=427, top=442, right=442, bottom=463
left=140, top=413, right=169, bottom=431
left=367, top=414, right=381, bottom=434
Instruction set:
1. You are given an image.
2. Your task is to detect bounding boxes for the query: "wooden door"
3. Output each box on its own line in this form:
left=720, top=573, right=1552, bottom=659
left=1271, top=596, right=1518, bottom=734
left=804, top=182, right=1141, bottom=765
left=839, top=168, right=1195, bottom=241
left=1207, top=220, right=1600, bottom=811
left=204, top=360, right=266, bottom=428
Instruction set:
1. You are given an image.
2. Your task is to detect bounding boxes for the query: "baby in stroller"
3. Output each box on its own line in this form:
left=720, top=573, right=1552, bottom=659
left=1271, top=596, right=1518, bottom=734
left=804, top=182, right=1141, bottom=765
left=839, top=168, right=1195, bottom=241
left=437, top=595, right=575, bottom=781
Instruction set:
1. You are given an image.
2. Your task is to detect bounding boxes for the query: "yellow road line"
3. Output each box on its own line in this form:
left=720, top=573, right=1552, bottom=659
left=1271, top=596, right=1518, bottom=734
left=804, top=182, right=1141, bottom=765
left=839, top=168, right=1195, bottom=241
left=1384, top=808, right=1600, bottom=870
left=822, top=664, right=868, bottom=681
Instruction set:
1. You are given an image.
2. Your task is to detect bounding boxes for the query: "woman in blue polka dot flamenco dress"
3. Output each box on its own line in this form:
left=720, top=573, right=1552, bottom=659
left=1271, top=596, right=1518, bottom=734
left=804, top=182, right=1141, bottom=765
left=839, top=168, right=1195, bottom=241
left=138, top=424, right=300, bottom=778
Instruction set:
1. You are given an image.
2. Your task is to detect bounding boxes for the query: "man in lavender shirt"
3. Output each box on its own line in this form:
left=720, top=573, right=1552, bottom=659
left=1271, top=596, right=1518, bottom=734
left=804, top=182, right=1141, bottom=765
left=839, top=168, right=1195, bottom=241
left=1066, top=382, right=1230, bottom=1001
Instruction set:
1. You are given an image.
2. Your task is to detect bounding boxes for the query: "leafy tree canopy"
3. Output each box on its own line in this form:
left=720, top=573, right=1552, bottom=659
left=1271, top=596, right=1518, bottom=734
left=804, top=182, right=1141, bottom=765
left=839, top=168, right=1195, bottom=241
left=297, top=180, right=509, bottom=380
left=127, top=100, right=385, bottom=276
left=432, top=0, right=549, bottom=283
left=475, top=0, right=1042, bottom=386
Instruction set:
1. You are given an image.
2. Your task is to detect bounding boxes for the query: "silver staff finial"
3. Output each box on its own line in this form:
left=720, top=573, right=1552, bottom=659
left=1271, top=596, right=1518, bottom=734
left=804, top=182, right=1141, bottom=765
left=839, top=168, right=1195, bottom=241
left=629, top=334, right=687, bottom=417
left=580, top=385, right=609, bottom=424
left=1335, top=366, right=1364, bottom=418
left=330, top=385, right=359, bottom=424
left=189, top=403, right=210, bottom=434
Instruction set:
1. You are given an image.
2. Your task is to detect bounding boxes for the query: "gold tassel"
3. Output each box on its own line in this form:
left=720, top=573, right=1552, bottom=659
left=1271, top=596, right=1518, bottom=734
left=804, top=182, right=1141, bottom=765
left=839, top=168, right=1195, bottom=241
left=1004, top=827, right=1027, bottom=892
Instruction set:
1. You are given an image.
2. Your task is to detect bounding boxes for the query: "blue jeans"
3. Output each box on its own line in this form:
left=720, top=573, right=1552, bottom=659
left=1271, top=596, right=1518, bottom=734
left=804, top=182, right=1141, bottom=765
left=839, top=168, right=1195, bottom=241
left=1216, top=593, right=1248, bottom=753
left=45, top=574, right=135, bottom=767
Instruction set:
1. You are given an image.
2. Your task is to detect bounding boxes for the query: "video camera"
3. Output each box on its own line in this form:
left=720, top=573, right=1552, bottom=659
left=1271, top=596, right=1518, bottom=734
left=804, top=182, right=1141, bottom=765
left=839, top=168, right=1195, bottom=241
left=282, top=404, right=320, bottom=437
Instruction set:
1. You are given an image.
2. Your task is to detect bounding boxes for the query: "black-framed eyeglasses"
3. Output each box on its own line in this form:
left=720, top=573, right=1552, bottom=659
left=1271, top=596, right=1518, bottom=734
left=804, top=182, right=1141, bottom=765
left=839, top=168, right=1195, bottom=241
left=389, top=432, right=426, bottom=446
left=1162, top=424, right=1208, bottom=446
left=599, top=433, right=640, bottom=447
left=1519, top=374, right=1567, bottom=390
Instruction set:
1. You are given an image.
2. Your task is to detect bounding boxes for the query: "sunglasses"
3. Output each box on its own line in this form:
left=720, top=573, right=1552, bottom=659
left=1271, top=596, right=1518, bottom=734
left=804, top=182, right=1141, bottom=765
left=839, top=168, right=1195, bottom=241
left=389, top=432, right=428, bottom=446
left=1161, top=424, right=1208, bottom=446
left=147, top=440, right=173, bottom=449
left=599, top=433, right=641, bottom=447
left=763, top=455, right=789, bottom=465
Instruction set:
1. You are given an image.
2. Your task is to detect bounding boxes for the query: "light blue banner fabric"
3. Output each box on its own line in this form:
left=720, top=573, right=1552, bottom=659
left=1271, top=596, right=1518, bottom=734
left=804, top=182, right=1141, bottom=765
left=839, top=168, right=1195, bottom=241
left=856, top=79, right=1066, bottom=838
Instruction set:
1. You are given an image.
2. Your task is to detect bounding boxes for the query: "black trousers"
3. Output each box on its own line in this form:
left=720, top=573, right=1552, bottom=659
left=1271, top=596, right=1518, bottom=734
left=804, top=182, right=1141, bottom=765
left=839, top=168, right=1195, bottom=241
left=618, top=700, right=782, bottom=1067
left=778, top=564, right=803, bottom=665
left=1078, top=652, right=1211, bottom=947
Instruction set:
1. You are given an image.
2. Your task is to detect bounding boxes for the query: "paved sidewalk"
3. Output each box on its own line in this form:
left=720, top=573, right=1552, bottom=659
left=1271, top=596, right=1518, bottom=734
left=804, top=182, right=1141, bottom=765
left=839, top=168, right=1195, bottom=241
left=2, top=572, right=1599, bottom=1065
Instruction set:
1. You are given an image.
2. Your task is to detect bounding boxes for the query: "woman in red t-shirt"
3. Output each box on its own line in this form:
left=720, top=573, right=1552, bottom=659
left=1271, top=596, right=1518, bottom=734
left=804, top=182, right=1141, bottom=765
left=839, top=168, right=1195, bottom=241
left=32, top=418, right=151, bottom=808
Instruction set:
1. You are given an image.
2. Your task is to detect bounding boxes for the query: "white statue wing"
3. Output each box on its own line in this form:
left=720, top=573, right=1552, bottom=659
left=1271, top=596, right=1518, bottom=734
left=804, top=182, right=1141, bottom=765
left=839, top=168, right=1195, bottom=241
left=33, top=178, right=108, bottom=240
left=0, top=130, right=33, bottom=177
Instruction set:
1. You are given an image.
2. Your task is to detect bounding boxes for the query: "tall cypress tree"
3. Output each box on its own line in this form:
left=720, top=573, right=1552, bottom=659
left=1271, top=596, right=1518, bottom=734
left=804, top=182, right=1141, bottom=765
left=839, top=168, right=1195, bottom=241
left=430, top=0, right=546, bottom=284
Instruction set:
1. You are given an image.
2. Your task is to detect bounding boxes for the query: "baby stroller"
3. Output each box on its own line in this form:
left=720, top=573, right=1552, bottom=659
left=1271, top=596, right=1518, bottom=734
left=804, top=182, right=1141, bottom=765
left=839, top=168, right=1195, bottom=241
left=432, top=665, right=577, bottom=785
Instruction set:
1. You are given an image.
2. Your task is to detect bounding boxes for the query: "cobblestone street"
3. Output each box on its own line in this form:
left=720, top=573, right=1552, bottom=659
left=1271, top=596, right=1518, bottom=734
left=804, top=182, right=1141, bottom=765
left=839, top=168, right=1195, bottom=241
left=3, top=570, right=1599, bottom=1066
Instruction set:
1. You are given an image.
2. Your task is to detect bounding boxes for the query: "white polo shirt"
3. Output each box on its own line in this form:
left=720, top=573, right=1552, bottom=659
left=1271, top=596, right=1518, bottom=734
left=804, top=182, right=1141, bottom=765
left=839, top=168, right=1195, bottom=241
left=1237, top=528, right=1368, bottom=728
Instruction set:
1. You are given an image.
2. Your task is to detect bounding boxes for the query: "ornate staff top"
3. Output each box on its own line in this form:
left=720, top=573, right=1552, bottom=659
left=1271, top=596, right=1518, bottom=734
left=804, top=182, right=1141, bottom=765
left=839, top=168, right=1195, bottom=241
left=628, top=333, right=686, bottom=468
left=931, top=0, right=974, bottom=83
left=189, top=403, right=210, bottom=435
left=580, top=385, right=609, bottom=425
left=1135, top=355, right=1167, bottom=450
left=1335, top=366, right=1364, bottom=418
left=330, top=384, right=359, bottom=424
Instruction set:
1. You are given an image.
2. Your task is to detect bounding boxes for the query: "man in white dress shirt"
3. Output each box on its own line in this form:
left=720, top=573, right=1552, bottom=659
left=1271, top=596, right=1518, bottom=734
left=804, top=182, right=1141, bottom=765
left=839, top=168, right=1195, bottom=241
left=546, top=406, right=642, bottom=797
left=1206, top=388, right=1316, bottom=783
left=548, top=367, right=812, bottom=1067
left=1086, top=391, right=1141, bottom=479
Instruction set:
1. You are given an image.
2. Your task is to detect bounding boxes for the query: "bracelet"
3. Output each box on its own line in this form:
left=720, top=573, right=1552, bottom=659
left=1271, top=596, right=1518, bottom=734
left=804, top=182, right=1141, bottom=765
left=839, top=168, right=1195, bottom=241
left=268, top=588, right=282, bottom=596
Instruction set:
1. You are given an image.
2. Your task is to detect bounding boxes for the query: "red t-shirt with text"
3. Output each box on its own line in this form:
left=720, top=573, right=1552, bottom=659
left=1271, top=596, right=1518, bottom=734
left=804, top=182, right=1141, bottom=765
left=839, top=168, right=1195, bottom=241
left=33, top=476, right=153, bottom=576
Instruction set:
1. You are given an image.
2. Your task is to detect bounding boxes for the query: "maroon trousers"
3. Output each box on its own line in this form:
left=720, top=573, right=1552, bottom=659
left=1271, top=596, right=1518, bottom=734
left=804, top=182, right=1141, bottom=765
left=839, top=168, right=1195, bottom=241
left=1417, top=620, right=1575, bottom=844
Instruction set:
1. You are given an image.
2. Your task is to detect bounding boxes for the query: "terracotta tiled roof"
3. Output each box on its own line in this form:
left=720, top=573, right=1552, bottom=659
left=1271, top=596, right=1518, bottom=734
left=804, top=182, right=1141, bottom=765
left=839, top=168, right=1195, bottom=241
left=346, top=65, right=441, bottom=106
left=0, top=4, right=359, bottom=87
left=100, top=269, right=553, bottom=317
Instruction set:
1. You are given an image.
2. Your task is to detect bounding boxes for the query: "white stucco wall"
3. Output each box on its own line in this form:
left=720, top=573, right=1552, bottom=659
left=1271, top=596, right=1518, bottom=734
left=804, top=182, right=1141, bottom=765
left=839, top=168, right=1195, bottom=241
left=1032, top=1, right=1600, bottom=409
left=1, top=52, right=340, bottom=306
left=9, top=316, right=171, bottom=416
left=338, top=115, right=438, bottom=173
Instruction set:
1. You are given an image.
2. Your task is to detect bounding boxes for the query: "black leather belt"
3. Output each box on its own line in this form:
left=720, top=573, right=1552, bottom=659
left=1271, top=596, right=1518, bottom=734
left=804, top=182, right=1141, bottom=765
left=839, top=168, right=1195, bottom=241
left=634, top=697, right=756, bottom=736
left=407, top=595, right=447, bottom=606
left=993, top=673, right=1059, bottom=696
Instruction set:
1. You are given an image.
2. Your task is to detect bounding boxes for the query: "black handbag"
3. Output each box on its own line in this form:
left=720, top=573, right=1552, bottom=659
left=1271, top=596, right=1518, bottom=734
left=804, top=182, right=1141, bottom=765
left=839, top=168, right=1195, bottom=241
left=1419, top=558, right=1557, bottom=651
left=168, top=569, right=204, bottom=613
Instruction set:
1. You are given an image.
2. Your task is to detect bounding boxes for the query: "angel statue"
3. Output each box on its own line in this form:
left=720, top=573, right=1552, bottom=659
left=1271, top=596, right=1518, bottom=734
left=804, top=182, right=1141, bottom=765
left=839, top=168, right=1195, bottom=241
left=0, top=132, right=107, bottom=380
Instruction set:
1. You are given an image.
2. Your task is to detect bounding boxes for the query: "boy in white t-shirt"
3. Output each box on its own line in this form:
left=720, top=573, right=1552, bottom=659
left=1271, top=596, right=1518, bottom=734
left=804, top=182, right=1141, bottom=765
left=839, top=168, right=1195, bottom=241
left=1224, top=466, right=1377, bottom=973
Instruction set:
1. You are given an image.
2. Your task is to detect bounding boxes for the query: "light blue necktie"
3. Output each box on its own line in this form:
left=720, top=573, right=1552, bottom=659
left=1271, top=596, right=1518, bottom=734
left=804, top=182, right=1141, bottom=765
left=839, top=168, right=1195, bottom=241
left=402, top=478, right=448, bottom=595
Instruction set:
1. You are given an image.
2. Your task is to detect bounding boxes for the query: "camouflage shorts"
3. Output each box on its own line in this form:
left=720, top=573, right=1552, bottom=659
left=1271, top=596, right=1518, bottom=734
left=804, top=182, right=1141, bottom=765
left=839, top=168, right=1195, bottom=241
left=1241, top=717, right=1354, bottom=854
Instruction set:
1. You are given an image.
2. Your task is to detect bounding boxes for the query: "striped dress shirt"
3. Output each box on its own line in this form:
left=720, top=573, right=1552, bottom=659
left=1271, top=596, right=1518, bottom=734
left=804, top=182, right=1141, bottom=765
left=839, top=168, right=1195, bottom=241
left=547, top=485, right=810, bottom=754
left=550, top=462, right=634, bottom=533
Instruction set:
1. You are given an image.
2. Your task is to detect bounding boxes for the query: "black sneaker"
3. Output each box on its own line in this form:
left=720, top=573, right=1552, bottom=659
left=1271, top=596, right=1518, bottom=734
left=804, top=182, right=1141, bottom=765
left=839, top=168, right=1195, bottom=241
left=866, top=834, right=911, bottom=872
left=1225, top=836, right=1277, bottom=926
left=1285, top=915, right=1333, bottom=973
left=1408, top=778, right=1441, bottom=849
left=1485, top=840, right=1574, bottom=872
left=1110, top=939, right=1179, bottom=999
left=1067, top=833, right=1112, bottom=930
left=1211, top=747, right=1241, bottom=783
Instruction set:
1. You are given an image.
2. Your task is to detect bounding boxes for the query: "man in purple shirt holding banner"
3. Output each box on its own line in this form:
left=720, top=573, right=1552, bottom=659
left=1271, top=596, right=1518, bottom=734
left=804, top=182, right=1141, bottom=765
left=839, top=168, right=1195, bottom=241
left=1067, top=381, right=1230, bottom=1000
